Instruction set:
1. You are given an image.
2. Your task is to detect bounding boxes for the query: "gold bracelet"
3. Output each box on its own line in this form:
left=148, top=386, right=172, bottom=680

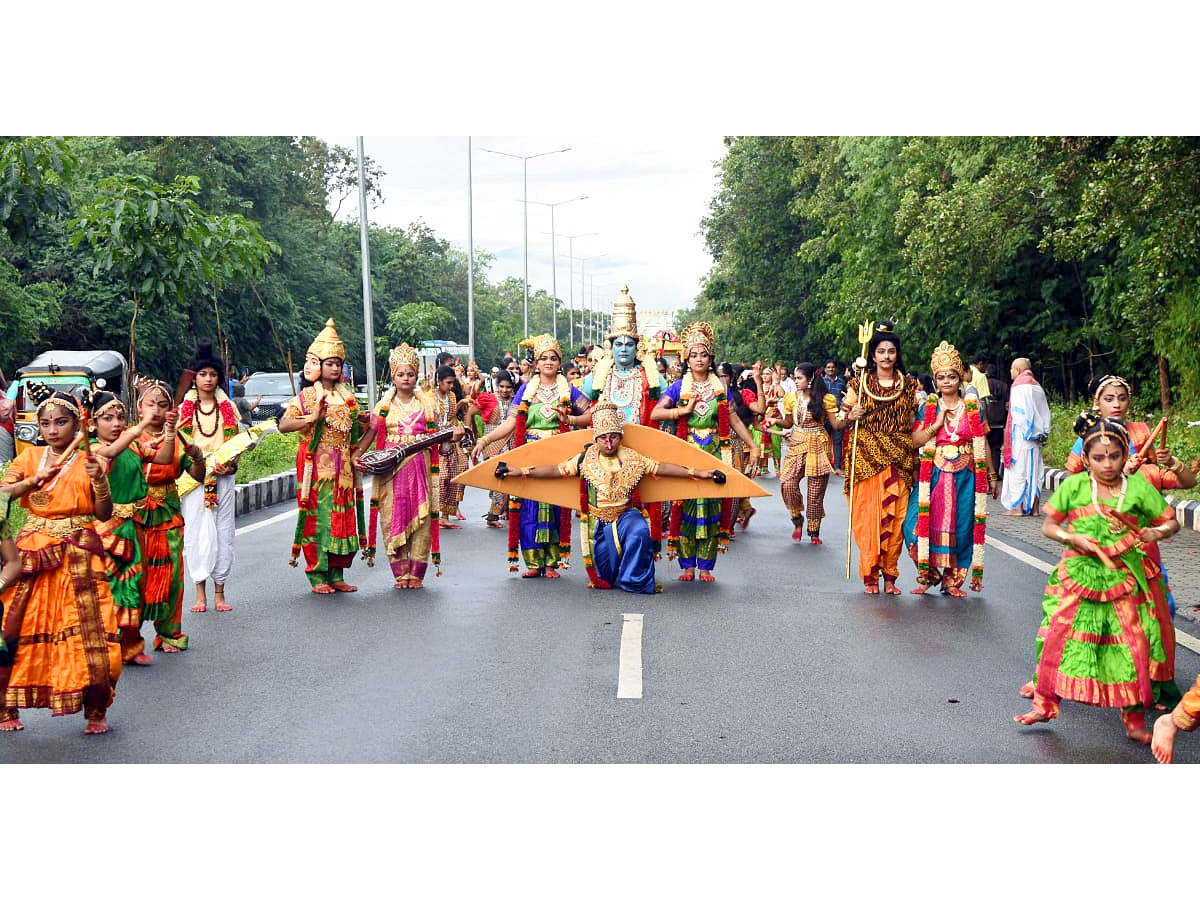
left=1171, top=458, right=1185, bottom=473
left=519, top=466, right=532, bottom=477
left=686, top=466, right=697, bottom=479
left=1055, top=528, right=1071, bottom=545
left=93, top=480, right=112, bottom=501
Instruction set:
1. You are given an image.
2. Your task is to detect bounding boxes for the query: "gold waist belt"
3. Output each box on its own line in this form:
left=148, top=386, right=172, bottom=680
left=690, top=427, right=715, bottom=438
left=24, top=514, right=96, bottom=538
left=111, top=501, right=140, bottom=519
left=589, top=505, right=630, bottom=523
left=146, top=484, right=170, bottom=501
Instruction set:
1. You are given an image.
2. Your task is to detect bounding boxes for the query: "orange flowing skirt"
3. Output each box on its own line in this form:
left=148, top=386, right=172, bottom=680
left=849, top=466, right=910, bottom=580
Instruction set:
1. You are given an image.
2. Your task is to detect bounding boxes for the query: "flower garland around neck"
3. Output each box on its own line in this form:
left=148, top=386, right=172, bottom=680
left=179, top=387, right=238, bottom=444
left=913, top=392, right=989, bottom=591
left=508, top=373, right=574, bottom=572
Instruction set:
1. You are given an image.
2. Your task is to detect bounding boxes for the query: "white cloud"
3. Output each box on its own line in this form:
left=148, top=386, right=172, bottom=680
left=323, top=135, right=727, bottom=335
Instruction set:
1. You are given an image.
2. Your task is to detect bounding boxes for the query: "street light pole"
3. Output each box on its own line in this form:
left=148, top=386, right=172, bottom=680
left=355, top=136, right=377, bottom=404
left=576, top=251, right=606, bottom=348
left=480, top=145, right=570, bottom=337
left=528, top=196, right=587, bottom=342
left=546, top=231, right=598, bottom=356
left=467, top=137, right=475, bottom=364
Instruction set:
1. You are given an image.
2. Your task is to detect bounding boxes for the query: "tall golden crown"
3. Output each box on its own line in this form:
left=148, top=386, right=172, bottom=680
left=389, top=342, right=420, bottom=376
left=680, top=320, right=715, bottom=354
left=929, top=340, right=966, bottom=377
left=307, top=317, right=346, bottom=361
left=591, top=400, right=624, bottom=437
left=530, top=333, right=561, bottom=360
left=606, top=285, right=641, bottom=344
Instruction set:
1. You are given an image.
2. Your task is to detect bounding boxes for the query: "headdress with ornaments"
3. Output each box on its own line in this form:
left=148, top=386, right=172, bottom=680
left=929, top=340, right=967, bottom=379
left=527, top=333, right=562, bottom=360
left=85, top=388, right=124, bottom=421
left=307, top=317, right=346, bottom=362
left=605, top=285, right=643, bottom=347
left=27, top=381, right=80, bottom=417
left=1089, top=374, right=1132, bottom=402
left=389, top=342, right=420, bottom=377
left=134, top=375, right=172, bottom=405
left=680, top=321, right=715, bottom=355
left=1074, top=410, right=1131, bottom=453
left=591, top=400, right=624, bottom=438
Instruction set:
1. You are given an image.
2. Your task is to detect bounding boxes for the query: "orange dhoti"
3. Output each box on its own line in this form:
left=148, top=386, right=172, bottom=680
left=849, top=464, right=910, bottom=580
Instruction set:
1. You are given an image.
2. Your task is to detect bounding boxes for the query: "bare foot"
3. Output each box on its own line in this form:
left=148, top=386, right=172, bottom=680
left=84, top=718, right=109, bottom=735
left=698, top=571, right=715, bottom=582
left=190, top=601, right=207, bottom=613
left=810, top=536, right=822, bottom=545
left=910, top=585, right=929, bottom=595
left=160, top=643, right=181, bottom=654
left=741, top=508, right=755, bottom=530
left=330, top=582, right=357, bottom=593
left=0, top=718, right=23, bottom=732
left=441, top=522, right=462, bottom=530
left=864, top=583, right=880, bottom=595
left=882, top=580, right=901, bottom=595
left=1014, top=710, right=1052, bottom=726
left=1018, top=681, right=1035, bottom=699
left=791, top=527, right=804, bottom=542
left=1151, top=714, right=1178, bottom=764
left=544, top=569, right=561, bottom=579
left=521, top=569, right=543, bottom=578
left=942, top=586, right=967, bottom=598
left=1002, top=509, right=1025, bottom=517
left=312, top=583, right=336, bottom=594
left=130, top=652, right=153, bottom=665
left=678, top=569, right=695, bottom=582
left=214, top=589, right=231, bottom=612
left=1125, top=724, right=1152, bottom=744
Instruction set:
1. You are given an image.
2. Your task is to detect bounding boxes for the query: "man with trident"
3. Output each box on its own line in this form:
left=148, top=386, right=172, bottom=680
left=839, top=321, right=919, bottom=595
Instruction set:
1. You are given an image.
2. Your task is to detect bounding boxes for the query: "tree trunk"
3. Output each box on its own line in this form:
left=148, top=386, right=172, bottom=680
left=1159, top=354, right=1171, bottom=412
left=128, top=292, right=140, bottom=382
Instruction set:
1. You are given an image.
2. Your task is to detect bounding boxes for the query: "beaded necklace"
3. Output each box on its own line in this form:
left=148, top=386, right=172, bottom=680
left=1090, top=472, right=1128, bottom=533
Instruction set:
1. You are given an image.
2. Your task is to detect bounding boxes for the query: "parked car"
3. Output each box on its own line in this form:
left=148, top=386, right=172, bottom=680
left=242, top=371, right=300, bottom=422
left=11, top=350, right=129, bottom=455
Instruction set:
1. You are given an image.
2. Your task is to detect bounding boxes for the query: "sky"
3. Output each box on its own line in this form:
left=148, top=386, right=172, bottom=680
left=322, top=135, right=728, bottom=334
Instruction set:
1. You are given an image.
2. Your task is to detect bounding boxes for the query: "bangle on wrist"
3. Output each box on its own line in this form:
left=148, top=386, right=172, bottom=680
left=1055, top=528, right=1071, bottom=545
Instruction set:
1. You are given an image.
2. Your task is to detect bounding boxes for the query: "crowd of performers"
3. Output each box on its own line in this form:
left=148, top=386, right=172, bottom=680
left=2, top=292, right=1198, bottom=763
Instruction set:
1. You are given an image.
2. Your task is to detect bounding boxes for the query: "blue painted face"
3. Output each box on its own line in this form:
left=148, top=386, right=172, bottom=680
left=612, top=335, right=638, bottom=369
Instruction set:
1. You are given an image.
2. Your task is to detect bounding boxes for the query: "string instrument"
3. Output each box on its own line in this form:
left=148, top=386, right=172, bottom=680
left=357, top=427, right=475, bottom=477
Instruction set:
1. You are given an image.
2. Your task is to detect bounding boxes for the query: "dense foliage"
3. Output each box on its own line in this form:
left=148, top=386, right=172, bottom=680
left=0, top=136, right=573, bottom=387
left=686, top=136, right=1200, bottom=409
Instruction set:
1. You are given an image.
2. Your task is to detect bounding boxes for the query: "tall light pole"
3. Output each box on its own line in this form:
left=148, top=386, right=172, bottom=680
left=545, top=230, right=598, bottom=354
left=355, top=137, right=377, bottom=404
left=480, top=145, right=570, bottom=336
left=591, top=280, right=619, bottom=345
left=576, top=252, right=606, bottom=349
left=467, top=137, right=475, bottom=364
left=528, top=195, right=587, bottom=342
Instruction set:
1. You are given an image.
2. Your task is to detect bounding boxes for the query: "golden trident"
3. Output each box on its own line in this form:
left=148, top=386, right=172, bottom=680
left=845, top=319, right=874, bottom=579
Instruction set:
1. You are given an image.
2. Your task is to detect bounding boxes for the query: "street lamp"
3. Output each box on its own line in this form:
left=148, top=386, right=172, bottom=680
left=545, top=230, right=598, bottom=352
left=591, top=280, right=619, bottom=346
left=528, top=196, right=587, bottom=342
left=576, top=252, right=606, bottom=352
left=480, top=145, right=571, bottom=336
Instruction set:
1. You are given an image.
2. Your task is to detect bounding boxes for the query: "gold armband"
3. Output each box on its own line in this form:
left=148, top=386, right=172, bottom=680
left=1054, top=529, right=1071, bottom=545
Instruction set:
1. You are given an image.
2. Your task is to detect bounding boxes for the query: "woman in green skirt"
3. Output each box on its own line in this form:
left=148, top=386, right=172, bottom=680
left=1015, top=413, right=1180, bottom=744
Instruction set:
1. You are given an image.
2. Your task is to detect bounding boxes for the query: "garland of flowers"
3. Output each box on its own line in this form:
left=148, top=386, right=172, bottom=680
left=179, top=388, right=240, bottom=509
left=345, top=391, right=369, bottom=560
left=913, top=393, right=989, bottom=590
left=427, top=406, right=441, bottom=575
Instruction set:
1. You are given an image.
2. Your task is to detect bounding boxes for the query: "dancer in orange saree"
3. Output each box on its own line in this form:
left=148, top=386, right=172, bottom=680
left=0, top=385, right=122, bottom=734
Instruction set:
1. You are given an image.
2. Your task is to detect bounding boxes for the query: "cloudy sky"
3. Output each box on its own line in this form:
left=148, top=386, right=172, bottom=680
left=323, top=135, right=728, bottom=332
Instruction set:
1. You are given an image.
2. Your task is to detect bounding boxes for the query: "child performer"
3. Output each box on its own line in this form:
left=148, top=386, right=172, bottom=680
left=1014, top=413, right=1180, bottom=745
left=501, top=401, right=720, bottom=594
left=0, top=385, right=123, bottom=734
left=179, top=340, right=242, bottom=613
left=768, top=362, right=843, bottom=544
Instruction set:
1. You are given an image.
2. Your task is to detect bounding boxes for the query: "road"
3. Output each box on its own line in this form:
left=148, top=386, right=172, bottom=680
left=3, top=474, right=1197, bottom=763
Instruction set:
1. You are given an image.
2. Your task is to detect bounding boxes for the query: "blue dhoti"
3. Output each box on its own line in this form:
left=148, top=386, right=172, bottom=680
left=593, top=509, right=657, bottom=594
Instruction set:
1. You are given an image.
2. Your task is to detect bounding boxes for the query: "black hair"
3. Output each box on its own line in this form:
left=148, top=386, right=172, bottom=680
left=794, top=362, right=829, bottom=424
left=188, top=338, right=225, bottom=378
left=1074, top=411, right=1131, bottom=456
left=718, top=363, right=755, bottom=423
left=1088, top=374, right=1133, bottom=401
left=494, top=370, right=516, bottom=388
left=866, top=321, right=907, bottom=376
left=917, top=373, right=935, bottom=394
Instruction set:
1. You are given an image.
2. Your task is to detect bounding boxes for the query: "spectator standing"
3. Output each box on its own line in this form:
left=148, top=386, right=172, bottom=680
left=984, top=363, right=1008, bottom=477
left=823, top=360, right=847, bottom=473
left=1001, top=358, right=1051, bottom=516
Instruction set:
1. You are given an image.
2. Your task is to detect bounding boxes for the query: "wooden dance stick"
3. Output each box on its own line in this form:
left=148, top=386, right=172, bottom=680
left=1134, top=418, right=1167, bottom=462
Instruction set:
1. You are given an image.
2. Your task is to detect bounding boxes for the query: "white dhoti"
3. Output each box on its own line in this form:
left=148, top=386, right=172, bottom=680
left=181, top=472, right=237, bottom=584
left=1001, top=381, right=1051, bottom=514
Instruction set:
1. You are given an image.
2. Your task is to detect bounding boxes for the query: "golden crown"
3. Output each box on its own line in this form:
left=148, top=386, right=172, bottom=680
left=134, top=375, right=172, bottom=404
left=389, top=342, right=420, bottom=376
left=929, top=340, right=966, bottom=377
left=680, top=321, right=715, bottom=353
left=591, top=400, right=624, bottom=437
left=530, top=333, right=561, bottom=360
left=606, top=285, right=641, bottom=343
left=27, top=381, right=80, bottom=415
left=307, top=317, right=346, bottom=362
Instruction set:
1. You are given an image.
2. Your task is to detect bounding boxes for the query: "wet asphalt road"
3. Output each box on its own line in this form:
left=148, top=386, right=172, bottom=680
left=2, top=474, right=1196, bottom=764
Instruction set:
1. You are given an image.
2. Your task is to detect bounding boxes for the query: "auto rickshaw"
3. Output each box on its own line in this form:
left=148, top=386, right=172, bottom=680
left=11, top=350, right=129, bottom=455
